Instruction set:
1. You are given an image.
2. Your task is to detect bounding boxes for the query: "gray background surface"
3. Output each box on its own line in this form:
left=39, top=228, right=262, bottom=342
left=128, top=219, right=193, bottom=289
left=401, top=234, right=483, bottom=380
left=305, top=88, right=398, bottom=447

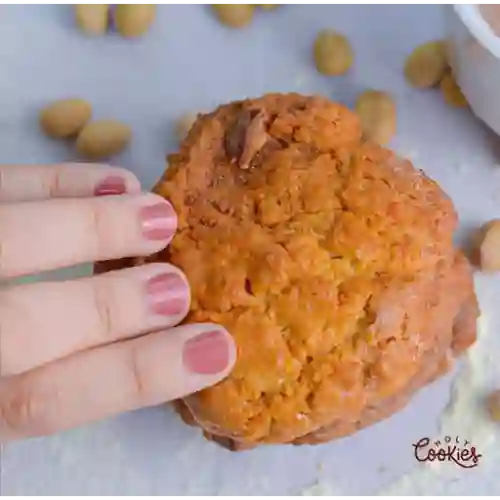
left=1, top=5, right=500, bottom=495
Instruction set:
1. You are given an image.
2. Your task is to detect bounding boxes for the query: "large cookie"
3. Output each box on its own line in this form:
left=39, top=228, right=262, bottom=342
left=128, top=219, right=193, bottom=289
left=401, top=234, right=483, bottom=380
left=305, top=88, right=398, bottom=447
left=98, top=93, right=478, bottom=449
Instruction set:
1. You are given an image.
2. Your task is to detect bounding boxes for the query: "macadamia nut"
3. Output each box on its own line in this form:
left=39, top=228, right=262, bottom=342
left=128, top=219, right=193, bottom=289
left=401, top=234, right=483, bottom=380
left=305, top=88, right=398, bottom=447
left=114, top=5, right=156, bottom=38
left=257, top=0, right=281, bottom=10
left=74, top=5, right=109, bottom=36
left=355, top=90, right=396, bottom=145
left=212, top=5, right=254, bottom=28
left=40, top=98, right=92, bottom=139
left=486, top=389, right=500, bottom=422
left=440, top=73, right=468, bottom=108
left=404, top=40, right=448, bottom=89
left=313, top=29, right=353, bottom=76
left=473, top=219, right=500, bottom=272
left=76, top=119, right=132, bottom=160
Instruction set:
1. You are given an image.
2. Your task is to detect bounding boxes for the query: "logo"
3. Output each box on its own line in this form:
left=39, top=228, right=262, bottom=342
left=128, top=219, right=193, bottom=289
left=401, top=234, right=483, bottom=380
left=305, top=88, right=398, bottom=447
left=412, top=435, right=482, bottom=469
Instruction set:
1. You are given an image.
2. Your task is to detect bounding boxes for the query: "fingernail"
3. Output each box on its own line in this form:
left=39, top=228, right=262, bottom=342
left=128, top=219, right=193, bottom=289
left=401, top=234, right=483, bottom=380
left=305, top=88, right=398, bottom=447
left=94, top=176, right=127, bottom=196
left=147, top=272, right=188, bottom=316
left=183, top=330, right=230, bottom=375
left=140, top=202, right=176, bottom=241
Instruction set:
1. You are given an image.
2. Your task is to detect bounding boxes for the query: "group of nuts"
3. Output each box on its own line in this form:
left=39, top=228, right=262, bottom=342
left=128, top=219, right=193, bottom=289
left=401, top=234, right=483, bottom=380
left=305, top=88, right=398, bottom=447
left=70, top=8, right=467, bottom=154
left=40, top=100, right=202, bottom=160
left=310, top=34, right=469, bottom=147
left=212, top=5, right=278, bottom=29
left=40, top=10, right=477, bottom=178
left=75, top=5, right=156, bottom=38
left=312, top=29, right=396, bottom=146
left=40, top=98, right=131, bottom=160
left=404, top=40, right=468, bottom=108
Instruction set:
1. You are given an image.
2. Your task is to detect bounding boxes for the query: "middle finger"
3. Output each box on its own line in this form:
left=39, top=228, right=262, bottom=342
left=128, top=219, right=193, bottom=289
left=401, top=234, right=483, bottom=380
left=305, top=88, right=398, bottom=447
left=0, top=263, right=191, bottom=376
left=0, top=193, right=176, bottom=279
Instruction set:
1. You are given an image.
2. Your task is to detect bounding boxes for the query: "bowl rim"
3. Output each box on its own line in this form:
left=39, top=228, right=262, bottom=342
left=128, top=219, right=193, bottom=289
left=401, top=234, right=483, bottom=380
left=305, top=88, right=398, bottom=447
left=454, top=4, right=500, bottom=60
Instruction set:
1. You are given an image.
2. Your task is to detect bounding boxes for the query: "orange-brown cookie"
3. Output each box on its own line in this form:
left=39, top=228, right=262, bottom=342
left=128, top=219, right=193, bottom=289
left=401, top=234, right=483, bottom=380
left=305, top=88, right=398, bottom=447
left=99, top=93, right=478, bottom=449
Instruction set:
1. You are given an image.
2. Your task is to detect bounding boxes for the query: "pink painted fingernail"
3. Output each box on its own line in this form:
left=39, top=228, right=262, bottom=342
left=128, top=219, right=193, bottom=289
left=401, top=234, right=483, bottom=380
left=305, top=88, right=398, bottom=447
left=94, top=176, right=127, bottom=196
left=147, top=272, right=188, bottom=316
left=183, top=330, right=230, bottom=375
left=140, top=202, right=176, bottom=241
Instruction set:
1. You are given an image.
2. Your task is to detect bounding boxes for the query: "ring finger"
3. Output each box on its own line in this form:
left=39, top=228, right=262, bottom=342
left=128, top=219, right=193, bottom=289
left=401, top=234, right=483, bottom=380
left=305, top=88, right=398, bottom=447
left=0, top=263, right=191, bottom=376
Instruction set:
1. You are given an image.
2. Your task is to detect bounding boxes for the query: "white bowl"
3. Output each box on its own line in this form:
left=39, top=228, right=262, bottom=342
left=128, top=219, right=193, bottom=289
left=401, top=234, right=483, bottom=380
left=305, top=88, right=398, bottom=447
left=448, top=5, right=500, bottom=135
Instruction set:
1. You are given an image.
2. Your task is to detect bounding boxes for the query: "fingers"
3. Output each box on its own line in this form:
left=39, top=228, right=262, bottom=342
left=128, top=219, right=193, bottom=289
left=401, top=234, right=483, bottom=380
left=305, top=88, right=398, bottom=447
left=0, top=193, right=176, bottom=279
left=0, top=163, right=141, bottom=203
left=0, top=323, right=236, bottom=442
left=0, top=263, right=191, bottom=376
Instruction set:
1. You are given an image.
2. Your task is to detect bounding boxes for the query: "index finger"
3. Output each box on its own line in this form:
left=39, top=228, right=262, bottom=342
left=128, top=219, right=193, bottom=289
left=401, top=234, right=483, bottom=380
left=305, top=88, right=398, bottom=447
left=0, top=193, right=176, bottom=279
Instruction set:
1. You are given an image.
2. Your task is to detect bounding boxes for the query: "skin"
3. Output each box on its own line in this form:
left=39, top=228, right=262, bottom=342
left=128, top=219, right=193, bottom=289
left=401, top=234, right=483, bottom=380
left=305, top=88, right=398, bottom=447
left=0, top=163, right=236, bottom=442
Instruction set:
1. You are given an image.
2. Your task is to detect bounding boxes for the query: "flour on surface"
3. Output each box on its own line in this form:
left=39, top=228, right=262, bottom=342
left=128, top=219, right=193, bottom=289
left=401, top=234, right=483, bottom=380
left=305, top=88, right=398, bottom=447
left=298, top=478, right=339, bottom=496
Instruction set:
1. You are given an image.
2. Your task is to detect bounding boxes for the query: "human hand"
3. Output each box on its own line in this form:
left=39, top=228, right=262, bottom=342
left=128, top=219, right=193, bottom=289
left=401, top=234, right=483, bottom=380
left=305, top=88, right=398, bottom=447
left=0, top=163, right=236, bottom=442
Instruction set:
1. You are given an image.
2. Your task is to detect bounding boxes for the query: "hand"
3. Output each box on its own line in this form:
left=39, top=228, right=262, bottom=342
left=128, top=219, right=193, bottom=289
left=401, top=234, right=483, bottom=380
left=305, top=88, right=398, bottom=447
left=0, top=163, right=236, bottom=442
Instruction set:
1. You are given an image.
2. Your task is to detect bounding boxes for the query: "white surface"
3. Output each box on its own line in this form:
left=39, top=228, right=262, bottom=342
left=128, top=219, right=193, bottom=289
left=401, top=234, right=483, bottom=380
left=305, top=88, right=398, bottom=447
left=1, top=5, right=500, bottom=496
left=448, top=5, right=500, bottom=138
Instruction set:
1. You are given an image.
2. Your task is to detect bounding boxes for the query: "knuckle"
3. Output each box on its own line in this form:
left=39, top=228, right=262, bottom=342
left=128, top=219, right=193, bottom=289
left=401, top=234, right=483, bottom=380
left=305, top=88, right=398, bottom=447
left=88, top=201, right=109, bottom=257
left=126, top=346, right=156, bottom=406
left=86, top=199, right=126, bottom=261
left=0, top=207, right=9, bottom=279
left=0, top=168, right=5, bottom=200
left=0, top=241, right=6, bottom=280
left=0, top=296, right=10, bottom=377
left=47, top=164, right=65, bottom=198
left=90, top=277, right=118, bottom=341
left=0, top=379, right=55, bottom=439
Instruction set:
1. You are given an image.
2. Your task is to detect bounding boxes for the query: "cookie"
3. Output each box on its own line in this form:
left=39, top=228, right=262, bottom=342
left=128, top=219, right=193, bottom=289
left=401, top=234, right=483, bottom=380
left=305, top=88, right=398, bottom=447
left=101, top=93, right=478, bottom=449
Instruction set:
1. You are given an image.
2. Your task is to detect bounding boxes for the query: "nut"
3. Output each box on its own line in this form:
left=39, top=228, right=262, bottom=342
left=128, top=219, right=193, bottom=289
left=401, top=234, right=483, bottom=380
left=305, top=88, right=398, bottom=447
left=404, top=40, right=448, bottom=89
left=355, top=90, right=396, bottom=145
left=473, top=219, right=500, bottom=272
left=114, top=5, right=156, bottom=38
left=313, top=30, right=353, bottom=76
left=224, top=108, right=267, bottom=169
left=440, top=73, right=468, bottom=108
left=486, top=389, right=500, bottom=422
left=257, top=0, right=281, bottom=10
left=212, top=5, right=255, bottom=29
left=175, top=112, right=198, bottom=142
left=76, top=119, right=132, bottom=160
left=74, top=5, right=109, bottom=36
left=40, top=98, right=92, bottom=139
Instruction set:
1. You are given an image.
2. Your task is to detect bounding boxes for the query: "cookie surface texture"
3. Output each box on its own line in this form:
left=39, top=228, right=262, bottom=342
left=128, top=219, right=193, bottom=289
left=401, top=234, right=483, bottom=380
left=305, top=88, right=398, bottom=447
left=150, top=93, right=477, bottom=449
